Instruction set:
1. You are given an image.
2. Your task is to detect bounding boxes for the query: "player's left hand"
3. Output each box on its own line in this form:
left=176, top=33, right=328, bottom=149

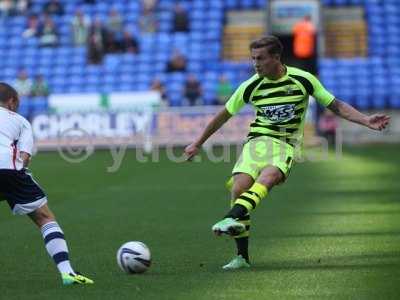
left=184, top=143, right=200, bottom=161
left=366, top=114, right=390, bottom=131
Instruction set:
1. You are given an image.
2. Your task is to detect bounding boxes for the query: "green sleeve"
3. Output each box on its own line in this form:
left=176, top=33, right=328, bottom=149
left=225, top=82, right=247, bottom=115
left=307, top=73, right=335, bottom=107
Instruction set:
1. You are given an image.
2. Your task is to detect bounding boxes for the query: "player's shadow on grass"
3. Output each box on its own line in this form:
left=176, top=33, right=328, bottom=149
left=311, top=190, right=400, bottom=201
left=269, top=230, right=400, bottom=239
left=295, top=209, right=400, bottom=216
left=251, top=252, right=400, bottom=272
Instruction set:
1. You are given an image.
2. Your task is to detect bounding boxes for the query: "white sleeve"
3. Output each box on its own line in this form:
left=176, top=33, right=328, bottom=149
left=17, top=118, right=34, bottom=155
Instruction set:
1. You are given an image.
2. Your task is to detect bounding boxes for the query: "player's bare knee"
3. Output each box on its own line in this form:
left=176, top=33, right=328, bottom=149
left=257, top=168, right=283, bottom=188
left=232, top=174, right=254, bottom=198
left=29, top=205, right=55, bottom=227
left=232, top=185, right=247, bottom=199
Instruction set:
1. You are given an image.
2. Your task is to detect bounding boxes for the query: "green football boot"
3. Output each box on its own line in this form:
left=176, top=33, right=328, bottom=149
left=222, top=255, right=250, bottom=270
left=212, top=218, right=245, bottom=236
left=62, top=272, right=94, bottom=285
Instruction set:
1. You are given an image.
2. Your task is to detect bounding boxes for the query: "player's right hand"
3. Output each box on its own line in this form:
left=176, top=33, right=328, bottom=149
left=184, top=143, right=200, bottom=161
left=366, top=114, right=390, bottom=131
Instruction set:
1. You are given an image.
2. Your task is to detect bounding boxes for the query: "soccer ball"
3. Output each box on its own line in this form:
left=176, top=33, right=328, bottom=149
left=117, top=241, right=151, bottom=274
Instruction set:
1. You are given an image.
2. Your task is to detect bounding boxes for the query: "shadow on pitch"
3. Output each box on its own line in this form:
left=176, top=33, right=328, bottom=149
left=267, top=230, right=400, bottom=239
left=292, top=209, right=400, bottom=217
left=251, top=252, right=400, bottom=272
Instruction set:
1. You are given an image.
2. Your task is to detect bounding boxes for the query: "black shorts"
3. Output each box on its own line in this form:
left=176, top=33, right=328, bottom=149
left=0, top=169, right=47, bottom=215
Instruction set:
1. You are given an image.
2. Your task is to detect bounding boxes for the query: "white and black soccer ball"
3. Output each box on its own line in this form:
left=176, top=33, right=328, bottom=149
left=117, top=241, right=151, bottom=274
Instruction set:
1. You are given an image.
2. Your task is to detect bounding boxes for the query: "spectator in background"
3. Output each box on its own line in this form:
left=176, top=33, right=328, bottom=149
left=22, top=14, right=39, bottom=38
left=31, top=74, right=50, bottom=97
left=43, top=0, right=64, bottom=15
left=119, top=30, right=139, bottom=54
left=318, top=110, right=338, bottom=147
left=106, top=8, right=123, bottom=50
left=172, top=3, right=188, bottom=32
left=139, top=5, right=158, bottom=33
left=141, top=0, right=157, bottom=11
left=15, top=0, right=31, bottom=15
left=71, top=9, right=90, bottom=46
left=14, top=69, right=32, bottom=97
left=292, top=15, right=317, bottom=74
left=0, top=0, right=14, bottom=19
left=38, top=16, right=59, bottom=47
left=150, top=78, right=168, bottom=106
left=106, top=9, right=123, bottom=36
left=166, top=50, right=186, bottom=72
left=215, top=74, right=233, bottom=105
left=87, top=17, right=107, bottom=64
left=184, top=74, right=202, bottom=106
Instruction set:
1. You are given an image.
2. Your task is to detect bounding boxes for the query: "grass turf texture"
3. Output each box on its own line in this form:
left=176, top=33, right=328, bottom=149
left=0, top=144, right=399, bottom=300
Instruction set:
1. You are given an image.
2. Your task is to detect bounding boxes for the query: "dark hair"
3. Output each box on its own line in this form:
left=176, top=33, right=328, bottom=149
left=0, top=82, right=18, bottom=103
left=249, top=35, right=283, bottom=57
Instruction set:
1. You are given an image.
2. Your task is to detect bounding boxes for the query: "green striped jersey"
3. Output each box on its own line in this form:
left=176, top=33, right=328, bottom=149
left=225, top=66, right=335, bottom=146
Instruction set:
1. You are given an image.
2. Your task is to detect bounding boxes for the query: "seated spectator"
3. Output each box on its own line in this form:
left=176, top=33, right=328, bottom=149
left=38, top=16, right=59, bottom=47
left=184, top=74, right=202, bottom=106
left=15, top=0, right=31, bottom=15
left=22, top=14, right=39, bottom=38
left=166, top=50, right=186, bottom=72
left=172, top=3, right=188, bottom=32
left=71, top=9, right=90, bottom=46
left=106, top=9, right=123, bottom=37
left=43, top=0, right=64, bottom=15
left=31, top=74, right=50, bottom=97
left=318, top=110, right=338, bottom=147
left=141, top=0, right=157, bottom=11
left=150, top=78, right=168, bottom=106
left=87, top=18, right=107, bottom=64
left=119, top=30, right=139, bottom=54
left=105, top=9, right=123, bottom=53
left=215, top=75, right=233, bottom=105
left=139, top=5, right=158, bottom=33
left=0, top=0, right=14, bottom=19
left=14, top=69, right=32, bottom=97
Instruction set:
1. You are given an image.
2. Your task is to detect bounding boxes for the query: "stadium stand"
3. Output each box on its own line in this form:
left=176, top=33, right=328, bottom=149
left=0, top=0, right=399, bottom=118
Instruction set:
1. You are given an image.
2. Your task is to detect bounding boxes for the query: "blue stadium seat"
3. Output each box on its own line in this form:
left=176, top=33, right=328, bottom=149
left=103, top=74, right=117, bottom=85
left=68, top=75, right=83, bottom=87
left=31, top=97, right=48, bottom=114
left=117, top=83, right=135, bottom=91
left=99, top=84, right=115, bottom=93
left=192, top=0, right=207, bottom=10
left=191, top=10, right=204, bottom=21
left=354, top=98, right=370, bottom=110
left=17, top=102, right=30, bottom=117
left=187, top=61, right=202, bottom=73
left=83, top=84, right=99, bottom=92
left=168, top=96, right=183, bottom=107
left=389, top=96, right=400, bottom=108
left=66, top=85, right=83, bottom=93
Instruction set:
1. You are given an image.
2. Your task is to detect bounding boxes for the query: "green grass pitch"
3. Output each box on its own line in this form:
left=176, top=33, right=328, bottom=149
left=1, top=144, right=399, bottom=299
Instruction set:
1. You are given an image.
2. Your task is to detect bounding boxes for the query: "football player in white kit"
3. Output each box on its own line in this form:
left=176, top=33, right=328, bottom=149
left=0, top=82, right=94, bottom=285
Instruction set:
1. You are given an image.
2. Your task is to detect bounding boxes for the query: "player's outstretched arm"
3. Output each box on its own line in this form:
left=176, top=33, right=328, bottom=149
left=184, top=108, right=232, bottom=160
left=327, top=99, right=390, bottom=131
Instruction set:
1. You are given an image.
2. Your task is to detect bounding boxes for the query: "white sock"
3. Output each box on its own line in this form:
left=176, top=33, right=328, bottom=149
left=41, top=221, right=75, bottom=275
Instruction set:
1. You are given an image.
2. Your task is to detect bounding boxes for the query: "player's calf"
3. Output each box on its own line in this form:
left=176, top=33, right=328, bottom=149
left=29, top=205, right=94, bottom=285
